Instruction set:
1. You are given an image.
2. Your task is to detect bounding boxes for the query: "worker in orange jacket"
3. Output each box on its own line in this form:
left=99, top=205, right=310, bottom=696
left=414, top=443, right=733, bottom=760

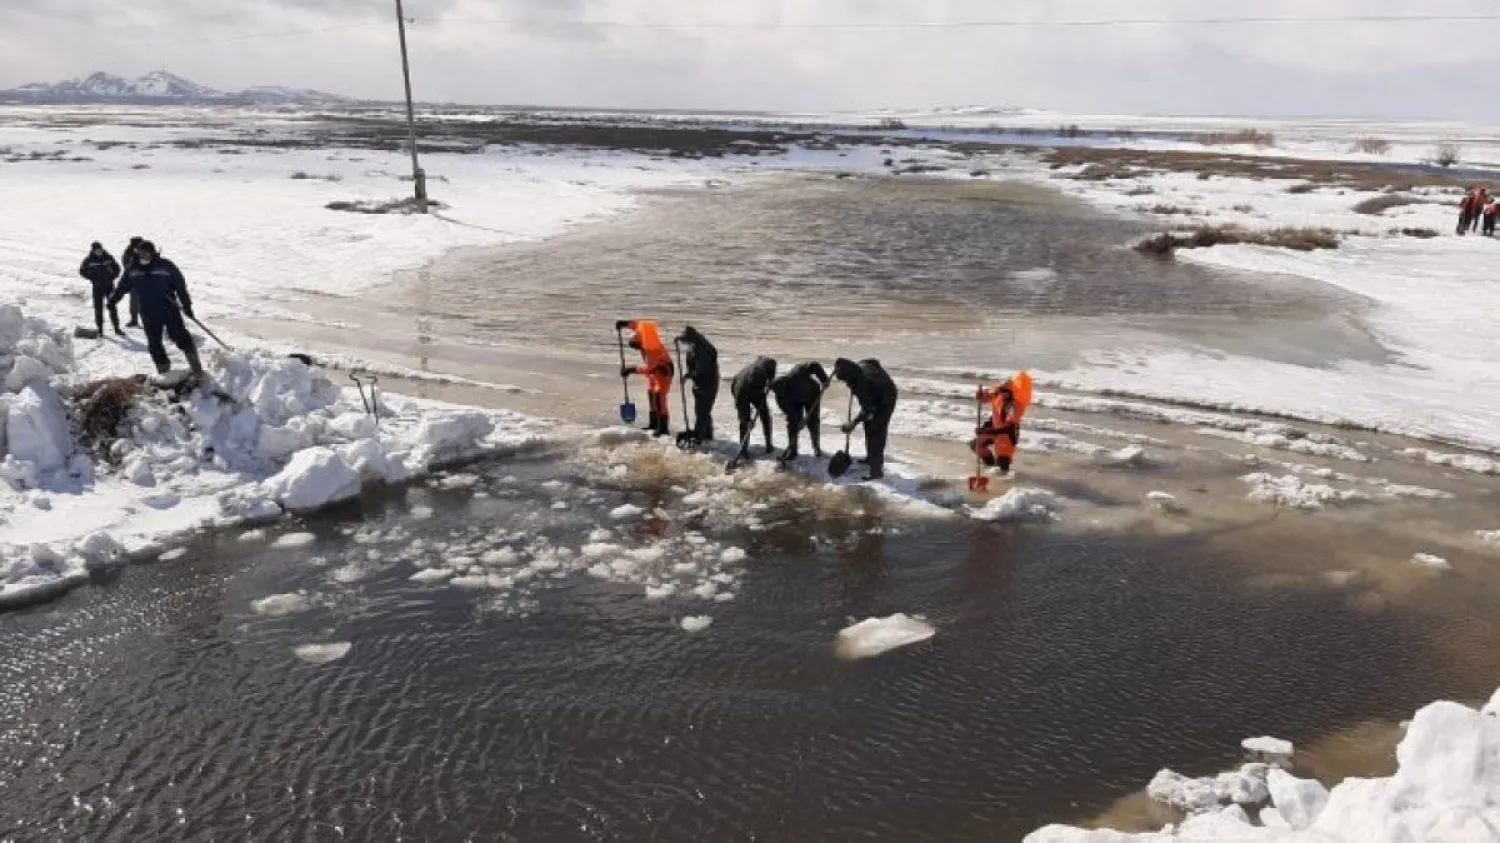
left=969, top=371, right=1034, bottom=474
left=616, top=319, right=674, bottom=437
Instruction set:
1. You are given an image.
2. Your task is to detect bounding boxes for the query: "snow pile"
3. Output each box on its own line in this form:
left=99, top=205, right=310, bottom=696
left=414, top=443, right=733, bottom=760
left=0, top=306, right=553, bottom=612
left=1196, top=426, right=1370, bottom=463
left=1146, top=765, right=1270, bottom=813
left=0, top=304, right=77, bottom=482
left=835, top=613, right=936, bottom=660
left=1241, top=472, right=1369, bottom=510
left=967, top=487, right=1060, bottom=523
left=1400, top=448, right=1500, bottom=476
left=1478, top=530, right=1500, bottom=547
left=1026, top=685, right=1500, bottom=842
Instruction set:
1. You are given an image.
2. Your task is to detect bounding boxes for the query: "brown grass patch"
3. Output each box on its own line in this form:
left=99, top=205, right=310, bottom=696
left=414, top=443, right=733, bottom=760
left=1192, top=128, right=1276, bottom=147
left=1353, top=194, right=1425, bottom=215
left=1351, top=138, right=1391, bottom=155
left=326, top=197, right=448, bottom=214
left=1135, top=225, right=1341, bottom=256
left=1043, top=146, right=1475, bottom=193
left=71, top=376, right=148, bottom=453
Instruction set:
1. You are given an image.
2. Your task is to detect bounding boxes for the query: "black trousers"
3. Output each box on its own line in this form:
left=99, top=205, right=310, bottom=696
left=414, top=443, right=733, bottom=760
left=782, top=394, right=822, bottom=457
left=735, top=395, right=772, bottom=455
left=863, top=410, right=892, bottom=476
left=692, top=381, right=717, bottom=441
left=143, top=309, right=197, bottom=372
left=91, top=285, right=120, bottom=331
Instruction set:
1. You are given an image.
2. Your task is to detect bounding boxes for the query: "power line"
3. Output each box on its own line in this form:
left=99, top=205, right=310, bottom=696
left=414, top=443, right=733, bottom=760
left=440, top=13, right=1500, bottom=31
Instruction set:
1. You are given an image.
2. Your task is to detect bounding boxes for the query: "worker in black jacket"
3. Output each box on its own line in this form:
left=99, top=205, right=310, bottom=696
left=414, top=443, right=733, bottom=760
left=109, top=241, right=202, bottom=376
left=832, top=358, right=898, bottom=480
left=119, top=236, right=144, bottom=327
left=675, top=325, right=719, bottom=443
left=771, top=361, right=830, bottom=461
left=730, top=357, right=776, bottom=461
left=78, top=242, right=122, bottom=336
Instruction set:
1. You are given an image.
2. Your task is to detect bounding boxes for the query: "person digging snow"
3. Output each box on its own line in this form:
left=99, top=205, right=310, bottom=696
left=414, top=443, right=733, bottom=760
left=771, top=361, right=830, bottom=462
left=109, top=240, right=203, bottom=377
left=616, top=319, right=674, bottom=437
left=832, top=358, right=898, bottom=481
left=730, top=357, right=777, bottom=461
left=970, top=371, right=1034, bottom=475
left=78, top=241, right=123, bottom=336
left=119, top=235, right=144, bottom=327
left=675, top=325, right=719, bottom=443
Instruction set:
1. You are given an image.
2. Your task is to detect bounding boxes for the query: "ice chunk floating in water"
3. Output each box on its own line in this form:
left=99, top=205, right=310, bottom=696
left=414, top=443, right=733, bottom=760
left=679, top=615, right=713, bottom=633
left=251, top=593, right=311, bottom=617
left=835, top=614, right=936, bottom=660
left=292, top=642, right=351, bottom=665
left=1242, top=736, right=1295, bottom=757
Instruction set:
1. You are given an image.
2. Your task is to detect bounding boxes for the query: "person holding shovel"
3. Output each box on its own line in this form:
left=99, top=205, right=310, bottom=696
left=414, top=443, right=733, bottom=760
left=675, top=325, right=719, bottom=444
left=616, top=319, right=673, bottom=437
left=731, top=357, right=777, bottom=462
left=78, top=241, right=123, bottom=337
left=832, top=358, right=898, bottom=481
left=110, top=240, right=203, bottom=377
left=772, top=361, right=830, bottom=462
left=970, top=371, right=1033, bottom=475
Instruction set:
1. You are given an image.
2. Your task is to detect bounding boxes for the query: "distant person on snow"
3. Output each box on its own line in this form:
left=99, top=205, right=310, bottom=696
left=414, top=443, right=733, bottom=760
left=119, top=235, right=144, bottom=327
left=832, top=358, right=898, bottom=481
left=675, top=325, right=719, bottom=444
left=109, top=241, right=203, bottom=376
left=78, top=241, right=123, bottom=336
left=730, top=357, right=777, bottom=461
left=617, top=319, right=673, bottom=437
left=970, top=371, right=1034, bottom=475
left=1484, top=200, right=1498, bottom=237
left=771, top=361, right=830, bottom=462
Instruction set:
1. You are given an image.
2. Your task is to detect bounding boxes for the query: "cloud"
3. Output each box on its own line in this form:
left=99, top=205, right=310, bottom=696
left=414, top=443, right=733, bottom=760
left=1, top=0, right=1498, bottom=118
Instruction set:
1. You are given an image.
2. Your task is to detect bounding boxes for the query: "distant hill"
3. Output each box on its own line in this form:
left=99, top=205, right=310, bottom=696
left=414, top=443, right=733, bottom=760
left=1, top=71, right=355, bottom=106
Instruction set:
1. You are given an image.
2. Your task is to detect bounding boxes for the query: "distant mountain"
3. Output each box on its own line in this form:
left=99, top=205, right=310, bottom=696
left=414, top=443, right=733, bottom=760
left=1, top=71, right=353, bottom=106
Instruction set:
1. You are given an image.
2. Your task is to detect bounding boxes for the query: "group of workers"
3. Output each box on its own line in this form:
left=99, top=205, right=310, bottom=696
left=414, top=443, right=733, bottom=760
left=78, top=238, right=203, bottom=375
left=616, top=319, right=1031, bottom=482
left=1458, top=187, right=1497, bottom=236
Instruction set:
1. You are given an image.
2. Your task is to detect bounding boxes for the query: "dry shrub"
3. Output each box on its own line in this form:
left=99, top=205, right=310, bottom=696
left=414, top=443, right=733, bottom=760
left=1351, top=138, right=1391, bottom=155
left=326, top=197, right=446, bottom=214
left=1431, top=144, right=1461, bottom=168
left=1193, top=128, right=1275, bottom=147
left=1135, top=225, right=1340, bottom=256
left=1144, top=204, right=1196, bottom=215
left=1123, top=185, right=1156, bottom=196
left=1394, top=227, right=1440, bottom=239
left=1353, top=194, right=1422, bottom=215
left=72, top=376, right=148, bottom=452
left=1231, top=203, right=1255, bottom=213
left=1068, top=162, right=1147, bottom=181
left=1286, top=182, right=1318, bottom=194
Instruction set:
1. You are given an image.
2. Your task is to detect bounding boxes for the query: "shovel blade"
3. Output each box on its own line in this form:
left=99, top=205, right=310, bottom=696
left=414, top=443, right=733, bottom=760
left=620, top=402, right=637, bottom=424
left=675, top=432, right=697, bottom=450
left=827, top=451, right=853, bottom=478
left=968, top=475, right=989, bottom=492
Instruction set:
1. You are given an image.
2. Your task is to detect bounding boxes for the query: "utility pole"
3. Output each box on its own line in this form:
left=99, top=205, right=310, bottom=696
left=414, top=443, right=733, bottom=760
left=394, top=0, right=427, bottom=212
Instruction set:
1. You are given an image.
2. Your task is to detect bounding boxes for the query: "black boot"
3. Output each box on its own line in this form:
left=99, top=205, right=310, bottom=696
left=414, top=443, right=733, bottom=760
left=184, top=348, right=205, bottom=376
left=654, top=415, right=671, bottom=438
left=644, top=409, right=659, bottom=432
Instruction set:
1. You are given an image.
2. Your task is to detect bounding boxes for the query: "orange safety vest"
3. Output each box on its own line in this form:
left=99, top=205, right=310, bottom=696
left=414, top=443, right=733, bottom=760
left=629, top=320, right=673, bottom=394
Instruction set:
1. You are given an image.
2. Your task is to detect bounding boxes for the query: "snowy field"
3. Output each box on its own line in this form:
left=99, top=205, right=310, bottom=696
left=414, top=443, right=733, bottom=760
left=2, top=104, right=1500, bottom=840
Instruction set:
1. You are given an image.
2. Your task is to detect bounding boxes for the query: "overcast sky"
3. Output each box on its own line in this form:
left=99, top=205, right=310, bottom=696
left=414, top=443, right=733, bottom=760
left=2, top=0, right=1499, bottom=118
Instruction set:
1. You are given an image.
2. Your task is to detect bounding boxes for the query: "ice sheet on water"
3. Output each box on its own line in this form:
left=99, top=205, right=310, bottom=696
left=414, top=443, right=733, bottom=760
left=679, top=615, right=713, bottom=633
left=251, top=593, right=311, bottom=617
left=292, top=642, right=351, bottom=665
left=410, top=567, right=454, bottom=583
left=1242, top=736, right=1295, bottom=756
left=609, top=503, right=644, bottom=520
left=967, top=487, right=1059, bottom=523
left=1411, top=553, right=1452, bottom=571
left=271, top=532, right=316, bottom=549
left=835, top=613, right=936, bottom=660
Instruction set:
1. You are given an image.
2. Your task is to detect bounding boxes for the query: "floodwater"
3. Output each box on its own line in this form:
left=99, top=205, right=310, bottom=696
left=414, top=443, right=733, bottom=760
left=10, top=174, right=1500, bottom=841
left=3, top=447, right=1495, bottom=842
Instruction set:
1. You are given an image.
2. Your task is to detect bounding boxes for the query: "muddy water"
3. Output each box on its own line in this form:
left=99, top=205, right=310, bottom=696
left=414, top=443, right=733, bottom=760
left=1, top=449, right=1492, bottom=842
left=14, top=174, right=1500, bottom=840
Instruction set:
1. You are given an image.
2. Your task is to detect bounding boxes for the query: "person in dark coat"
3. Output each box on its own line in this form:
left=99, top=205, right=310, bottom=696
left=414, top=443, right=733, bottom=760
left=675, top=325, right=719, bottom=443
left=771, top=361, right=830, bottom=461
left=78, top=242, right=123, bottom=336
left=730, top=357, right=776, bottom=460
left=832, top=358, right=898, bottom=481
left=109, top=241, right=202, bottom=375
left=119, top=235, right=144, bottom=327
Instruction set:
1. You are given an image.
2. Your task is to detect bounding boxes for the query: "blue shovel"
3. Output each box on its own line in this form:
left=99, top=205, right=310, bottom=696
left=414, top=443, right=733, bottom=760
left=615, top=326, right=637, bottom=424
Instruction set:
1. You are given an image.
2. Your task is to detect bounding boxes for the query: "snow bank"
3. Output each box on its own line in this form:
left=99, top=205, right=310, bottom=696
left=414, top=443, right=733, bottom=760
left=835, top=613, right=936, bottom=660
left=0, top=304, right=554, bottom=611
left=967, top=487, right=1060, bottom=523
left=1026, top=685, right=1500, bottom=842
